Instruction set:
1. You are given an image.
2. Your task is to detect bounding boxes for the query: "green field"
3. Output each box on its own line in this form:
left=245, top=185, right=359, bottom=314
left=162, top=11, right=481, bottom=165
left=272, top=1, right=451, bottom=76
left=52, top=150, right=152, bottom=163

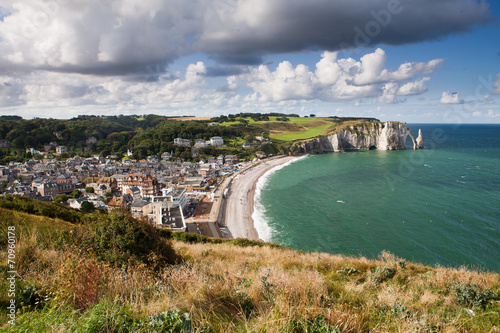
left=218, top=118, right=263, bottom=126
left=270, top=122, right=333, bottom=141
left=219, top=116, right=336, bottom=141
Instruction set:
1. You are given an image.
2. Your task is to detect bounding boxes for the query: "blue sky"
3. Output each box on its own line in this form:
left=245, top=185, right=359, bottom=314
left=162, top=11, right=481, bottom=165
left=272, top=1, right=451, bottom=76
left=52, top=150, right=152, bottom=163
left=0, top=0, right=499, bottom=123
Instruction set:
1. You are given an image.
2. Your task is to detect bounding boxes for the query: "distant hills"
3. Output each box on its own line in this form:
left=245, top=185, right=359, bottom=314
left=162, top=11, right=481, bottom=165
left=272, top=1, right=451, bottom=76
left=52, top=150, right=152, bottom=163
left=0, top=113, right=380, bottom=164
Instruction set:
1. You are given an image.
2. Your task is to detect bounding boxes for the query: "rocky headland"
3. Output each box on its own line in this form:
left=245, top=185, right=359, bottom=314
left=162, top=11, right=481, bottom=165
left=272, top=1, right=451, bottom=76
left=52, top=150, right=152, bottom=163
left=295, top=121, right=423, bottom=154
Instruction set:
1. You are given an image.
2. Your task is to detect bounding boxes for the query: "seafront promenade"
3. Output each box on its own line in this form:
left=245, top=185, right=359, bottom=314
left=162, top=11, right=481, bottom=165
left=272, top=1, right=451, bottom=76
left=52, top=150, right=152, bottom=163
left=184, top=158, right=265, bottom=238
left=183, top=155, right=297, bottom=239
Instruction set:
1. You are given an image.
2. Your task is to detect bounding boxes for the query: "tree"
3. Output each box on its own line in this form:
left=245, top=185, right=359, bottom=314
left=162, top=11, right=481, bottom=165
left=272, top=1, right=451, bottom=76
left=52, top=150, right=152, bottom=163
left=80, top=200, right=95, bottom=213
left=100, top=148, right=111, bottom=157
left=310, top=114, right=316, bottom=117
left=70, top=189, right=81, bottom=198
left=12, top=137, right=24, bottom=149
left=54, top=194, right=68, bottom=203
left=85, top=187, right=94, bottom=193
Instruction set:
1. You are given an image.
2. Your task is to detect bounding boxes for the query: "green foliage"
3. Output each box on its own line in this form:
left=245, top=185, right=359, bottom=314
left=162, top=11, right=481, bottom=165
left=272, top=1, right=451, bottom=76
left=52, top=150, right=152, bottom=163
left=85, top=186, right=95, bottom=193
left=76, top=210, right=181, bottom=270
left=170, top=231, right=221, bottom=244
left=18, top=284, right=52, bottom=310
left=53, top=194, right=68, bottom=203
left=275, top=116, right=289, bottom=122
left=0, top=114, right=384, bottom=163
left=80, top=200, right=95, bottom=213
left=78, top=300, right=136, bottom=333
left=336, top=267, right=361, bottom=276
left=371, top=266, right=396, bottom=285
left=148, top=310, right=191, bottom=332
left=69, top=189, right=82, bottom=198
left=0, top=195, right=84, bottom=224
left=166, top=231, right=286, bottom=250
left=259, top=142, right=280, bottom=155
left=452, top=283, right=498, bottom=309
left=287, top=314, right=342, bottom=333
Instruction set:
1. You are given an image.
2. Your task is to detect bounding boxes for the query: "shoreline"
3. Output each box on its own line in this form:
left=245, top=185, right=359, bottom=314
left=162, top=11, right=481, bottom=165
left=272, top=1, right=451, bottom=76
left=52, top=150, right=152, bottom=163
left=222, top=155, right=301, bottom=240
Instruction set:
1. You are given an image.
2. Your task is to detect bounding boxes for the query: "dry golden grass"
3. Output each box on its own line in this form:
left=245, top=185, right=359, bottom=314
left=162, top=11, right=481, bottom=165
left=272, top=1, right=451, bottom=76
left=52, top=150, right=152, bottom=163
left=3, top=225, right=499, bottom=332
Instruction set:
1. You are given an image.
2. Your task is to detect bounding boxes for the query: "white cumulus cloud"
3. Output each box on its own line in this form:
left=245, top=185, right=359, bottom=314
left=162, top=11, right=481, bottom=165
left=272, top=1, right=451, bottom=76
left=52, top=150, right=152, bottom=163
left=440, top=91, right=463, bottom=104
left=241, top=49, right=442, bottom=103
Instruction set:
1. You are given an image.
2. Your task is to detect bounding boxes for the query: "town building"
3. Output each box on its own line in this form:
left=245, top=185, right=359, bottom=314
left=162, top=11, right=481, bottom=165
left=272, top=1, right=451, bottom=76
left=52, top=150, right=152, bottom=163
left=161, top=152, right=173, bottom=160
left=56, top=146, right=68, bottom=154
left=33, top=181, right=59, bottom=197
left=121, top=174, right=160, bottom=198
left=174, top=138, right=192, bottom=147
left=194, top=139, right=209, bottom=148
left=86, top=137, right=97, bottom=145
left=210, top=136, right=224, bottom=147
left=145, top=201, right=186, bottom=231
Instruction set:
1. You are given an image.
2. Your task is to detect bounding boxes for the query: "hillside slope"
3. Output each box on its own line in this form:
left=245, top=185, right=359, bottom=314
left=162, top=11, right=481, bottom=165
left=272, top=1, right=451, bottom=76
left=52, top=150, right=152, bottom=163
left=0, top=202, right=499, bottom=332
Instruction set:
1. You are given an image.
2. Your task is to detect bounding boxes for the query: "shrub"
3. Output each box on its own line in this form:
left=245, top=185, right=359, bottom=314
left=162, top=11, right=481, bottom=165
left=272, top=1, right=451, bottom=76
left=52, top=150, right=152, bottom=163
left=452, top=283, right=499, bottom=309
left=336, top=267, right=361, bottom=276
left=53, top=194, right=68, bottom=203
left=148, top=310, right=191, bottom=332
left=77, top=210, right=181, bottom=270
left=80, top=200, right=95, bottom=213
left=18, top=284, right=52, bottom=310
left=60, top=258, right=103, bottom=310
left=287, top=314, right=342, bottom=333
left=371, top=266, right=396, bottom=285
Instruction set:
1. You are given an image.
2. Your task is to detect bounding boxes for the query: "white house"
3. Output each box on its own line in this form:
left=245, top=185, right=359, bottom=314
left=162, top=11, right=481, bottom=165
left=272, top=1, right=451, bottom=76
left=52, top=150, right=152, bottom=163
left=210, top=136, right=224, bottom=147
left=174, top=138, right=192, bottom=147
left=56, top=146, right=68, bottom=154
left=194, top=139, right=209, bottom=148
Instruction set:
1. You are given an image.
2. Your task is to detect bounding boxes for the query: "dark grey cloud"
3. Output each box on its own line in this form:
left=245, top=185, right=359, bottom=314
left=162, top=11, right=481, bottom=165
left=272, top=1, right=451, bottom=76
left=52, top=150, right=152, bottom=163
left=205, top=64, right=250, bottom=77
left=0, top=0, right=493, bottom=74
left=197, top=0, right=493, bottom=61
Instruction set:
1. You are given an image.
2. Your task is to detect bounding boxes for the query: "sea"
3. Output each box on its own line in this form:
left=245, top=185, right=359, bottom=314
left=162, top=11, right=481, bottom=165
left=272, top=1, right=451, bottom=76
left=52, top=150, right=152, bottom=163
left=253, top=124, right=500, bottom=272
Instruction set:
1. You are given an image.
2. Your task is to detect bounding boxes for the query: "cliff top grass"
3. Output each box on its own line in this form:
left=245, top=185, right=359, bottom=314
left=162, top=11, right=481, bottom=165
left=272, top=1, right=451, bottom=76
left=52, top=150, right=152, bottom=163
left=217, top=116, right=382, bottom=142
left=1, top=197, right=499, bottom=332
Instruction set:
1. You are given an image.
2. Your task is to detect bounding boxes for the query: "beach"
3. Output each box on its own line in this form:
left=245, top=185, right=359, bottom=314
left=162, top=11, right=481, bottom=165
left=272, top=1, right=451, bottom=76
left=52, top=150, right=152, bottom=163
left=222, top=155, right=299, bottom=240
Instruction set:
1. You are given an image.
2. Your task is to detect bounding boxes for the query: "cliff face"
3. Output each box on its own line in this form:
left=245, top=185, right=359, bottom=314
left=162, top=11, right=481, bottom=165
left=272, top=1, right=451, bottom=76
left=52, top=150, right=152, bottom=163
left=296, top=121, right=421, bottom=154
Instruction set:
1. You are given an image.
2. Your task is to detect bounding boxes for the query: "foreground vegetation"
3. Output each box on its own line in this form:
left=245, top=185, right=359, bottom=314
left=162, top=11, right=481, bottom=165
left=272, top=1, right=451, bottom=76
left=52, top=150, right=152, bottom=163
left=1, top=197, right=498, bottom=332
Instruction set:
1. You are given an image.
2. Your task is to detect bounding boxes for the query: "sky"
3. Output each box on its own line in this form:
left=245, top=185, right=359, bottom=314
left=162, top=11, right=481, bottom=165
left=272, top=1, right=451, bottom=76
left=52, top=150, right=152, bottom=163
left=0, top=0, right=499, bottom=123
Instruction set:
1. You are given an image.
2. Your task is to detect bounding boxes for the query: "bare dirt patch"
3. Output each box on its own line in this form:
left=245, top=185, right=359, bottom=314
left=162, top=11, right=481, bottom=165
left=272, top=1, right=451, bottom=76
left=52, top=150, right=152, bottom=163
left=171, top=117, right=212, bottom=121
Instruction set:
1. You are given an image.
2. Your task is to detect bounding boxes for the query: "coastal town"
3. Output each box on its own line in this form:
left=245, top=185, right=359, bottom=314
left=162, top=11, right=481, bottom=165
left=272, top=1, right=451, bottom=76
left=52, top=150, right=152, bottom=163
left=0, top=114, right=405, bottom=241
left=0, top=134, right=271, bottom=239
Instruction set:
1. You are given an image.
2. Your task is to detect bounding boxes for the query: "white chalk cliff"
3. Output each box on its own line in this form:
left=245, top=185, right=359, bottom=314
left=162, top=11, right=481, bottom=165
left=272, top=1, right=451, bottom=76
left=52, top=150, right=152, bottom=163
left=296, top=122, right=422, bottom=154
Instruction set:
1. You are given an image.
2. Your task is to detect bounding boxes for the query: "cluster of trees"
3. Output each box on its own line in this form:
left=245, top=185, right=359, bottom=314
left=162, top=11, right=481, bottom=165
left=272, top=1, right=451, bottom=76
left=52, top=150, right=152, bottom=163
left=210, top=112, right=302, bottom=123
left=0, top=115, right=264, bottom=163
left=327, top=116, right=380, bottom=122
left=1, top=113, right=367, bottom=164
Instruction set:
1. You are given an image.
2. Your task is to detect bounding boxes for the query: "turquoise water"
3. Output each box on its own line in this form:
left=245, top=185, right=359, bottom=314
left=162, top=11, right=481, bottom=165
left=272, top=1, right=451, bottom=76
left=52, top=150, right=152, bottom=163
left=255, top=124, right=500, bottom=272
